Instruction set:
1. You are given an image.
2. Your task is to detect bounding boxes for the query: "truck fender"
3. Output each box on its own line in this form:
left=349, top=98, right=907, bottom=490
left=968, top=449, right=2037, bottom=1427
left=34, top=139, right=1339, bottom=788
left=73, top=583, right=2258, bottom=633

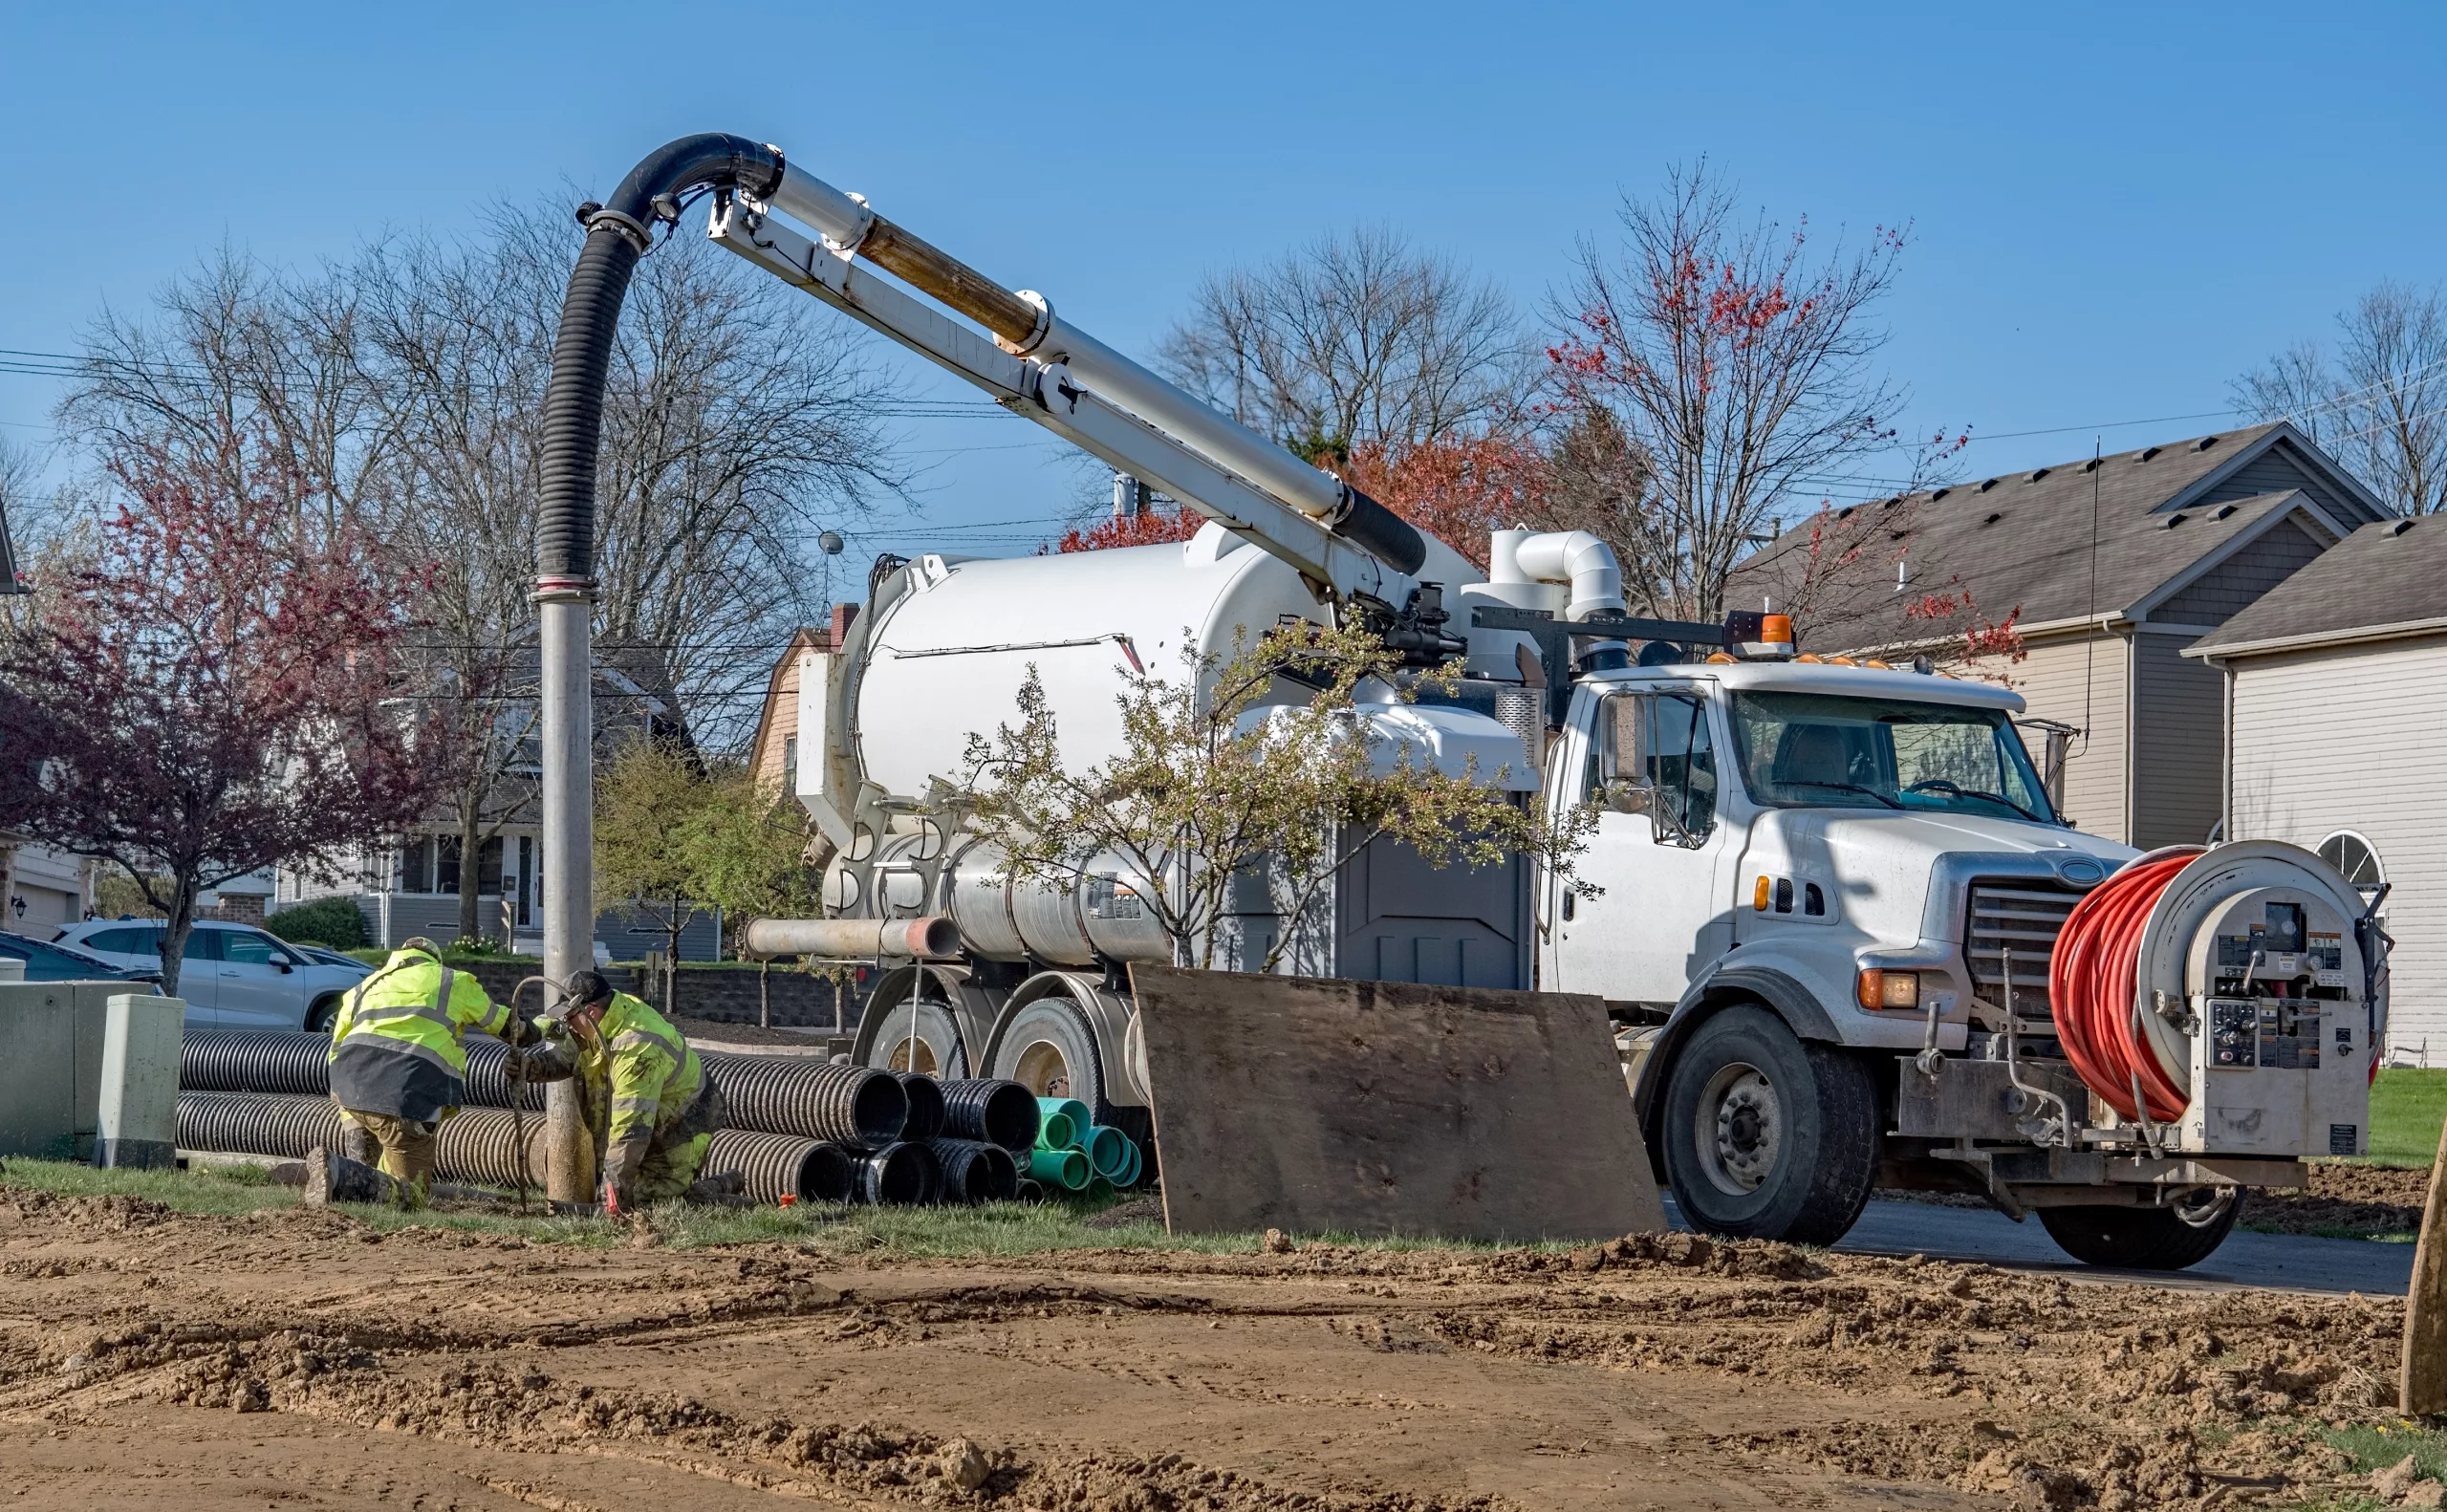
left=1630, top=962, right=1842, bottom=1178
left=855, top=961, right=1006, bottom=1075
left=981, top=969, right=1151, bottom=1108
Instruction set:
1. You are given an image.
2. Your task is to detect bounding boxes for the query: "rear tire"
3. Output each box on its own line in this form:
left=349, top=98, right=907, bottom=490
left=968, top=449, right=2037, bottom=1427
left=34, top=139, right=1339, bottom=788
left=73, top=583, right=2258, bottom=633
left=861, top=999, right=969, bottom=1077
left=990, top=997, right=1110, bottom=1120
left=2037, top=1191, right=2239, bottom=1270
left=1659, top=1004, right=1879, bottom=1245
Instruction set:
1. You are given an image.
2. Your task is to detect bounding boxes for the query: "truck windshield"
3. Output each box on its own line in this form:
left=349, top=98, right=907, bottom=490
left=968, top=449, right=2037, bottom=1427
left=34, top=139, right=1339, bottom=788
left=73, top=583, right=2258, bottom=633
left=1726, top=691, right=2058, bottom=823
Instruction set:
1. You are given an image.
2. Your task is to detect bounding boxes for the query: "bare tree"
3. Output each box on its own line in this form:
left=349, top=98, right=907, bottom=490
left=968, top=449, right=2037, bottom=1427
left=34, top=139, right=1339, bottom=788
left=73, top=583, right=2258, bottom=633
left=1546, top=162, right=1929, bottom=618
left=1159, top=227, right=1527, bottom=459
left=2231, top=281, right=2447, bottom=516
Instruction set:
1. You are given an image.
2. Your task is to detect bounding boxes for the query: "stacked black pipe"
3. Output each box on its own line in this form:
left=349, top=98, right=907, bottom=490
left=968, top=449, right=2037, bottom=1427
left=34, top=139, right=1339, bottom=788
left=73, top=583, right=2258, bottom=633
left=701, top=1053, right=906, bottom=1145
left=179, top=1035, right=1050, bottom=1207
left=936, top=1079, right=1041, bottom=1152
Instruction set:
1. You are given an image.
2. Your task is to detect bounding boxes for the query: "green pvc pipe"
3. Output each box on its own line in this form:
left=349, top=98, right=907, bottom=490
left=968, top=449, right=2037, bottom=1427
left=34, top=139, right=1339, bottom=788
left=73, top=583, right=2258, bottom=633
left=1115, top=1138, right=1142, bottom=1189
left=1082, top=1124, right=1129, bottom=1178
left=1085, top=1176, right=1115, bottom=1201
left=1035, top=1097, right=1090, bottom=1150
left=1029, top=1146, right=1090, bottom=1190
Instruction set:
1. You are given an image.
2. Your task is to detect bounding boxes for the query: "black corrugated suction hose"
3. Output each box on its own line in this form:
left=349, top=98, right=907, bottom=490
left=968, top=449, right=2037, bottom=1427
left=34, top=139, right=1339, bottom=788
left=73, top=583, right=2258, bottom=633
left=538, top=134, right=785, bottom=583
left=894, top=1072, right=945, bottom=1141
left=926, top=1138, right=1018, bottom=1203
left=854, top=1141, right=940, bottom=1205
left=703, top=1053, right=906, bottom=1145
left=173, top=1093, right=544, bottom=1187
left=936, top=1078, right=1040, bottom=1152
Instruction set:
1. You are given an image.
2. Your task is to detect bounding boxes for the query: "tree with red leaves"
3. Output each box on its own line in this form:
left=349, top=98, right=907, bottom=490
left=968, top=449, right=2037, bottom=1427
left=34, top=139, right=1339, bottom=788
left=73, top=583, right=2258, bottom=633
left=1054, top=506, right=1207, bottom=553
left=1548, top=161, right=1949, bottom=618
left=0, top=427, right=442, bottom=996
left=1342, top=433, right=1550, bottom=571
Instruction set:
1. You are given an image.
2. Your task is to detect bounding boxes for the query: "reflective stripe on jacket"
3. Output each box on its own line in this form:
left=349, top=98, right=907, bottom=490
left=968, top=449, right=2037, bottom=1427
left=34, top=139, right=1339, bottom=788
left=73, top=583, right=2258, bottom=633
left=596, top=992, right=704, bottom=1144
left=326, top=948, right=509, bottom=1120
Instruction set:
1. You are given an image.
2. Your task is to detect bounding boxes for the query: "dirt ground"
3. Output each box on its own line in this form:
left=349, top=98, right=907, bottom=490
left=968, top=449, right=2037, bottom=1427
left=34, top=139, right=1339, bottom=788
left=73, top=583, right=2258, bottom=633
left=1, top=1186, right=2428, bottom=1511
left=2243, top=1164, right=2435, bottom=1239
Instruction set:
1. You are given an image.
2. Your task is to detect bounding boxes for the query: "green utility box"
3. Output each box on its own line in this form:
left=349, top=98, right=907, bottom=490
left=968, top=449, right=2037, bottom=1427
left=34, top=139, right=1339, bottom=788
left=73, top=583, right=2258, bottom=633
left=0, top=981, right=182, bottom=1160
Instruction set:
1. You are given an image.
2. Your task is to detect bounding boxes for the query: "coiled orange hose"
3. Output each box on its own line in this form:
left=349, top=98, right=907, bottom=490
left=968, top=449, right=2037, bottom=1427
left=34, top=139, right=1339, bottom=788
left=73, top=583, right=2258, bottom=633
left=2048, top=851, right=2199, bottom=1124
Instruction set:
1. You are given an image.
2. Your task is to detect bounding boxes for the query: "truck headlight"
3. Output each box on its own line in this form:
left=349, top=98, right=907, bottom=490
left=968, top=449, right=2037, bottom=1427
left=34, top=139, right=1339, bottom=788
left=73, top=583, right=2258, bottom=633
left=1857, top=969, right=1920, bottom=1010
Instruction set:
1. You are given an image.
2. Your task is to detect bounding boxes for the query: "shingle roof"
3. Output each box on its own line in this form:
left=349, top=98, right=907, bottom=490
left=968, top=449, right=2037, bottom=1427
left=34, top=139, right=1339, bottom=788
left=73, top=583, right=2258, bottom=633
left=1725, top=422, right=2388, bottom=649
left=2188, top=516, right=2447, bottom=656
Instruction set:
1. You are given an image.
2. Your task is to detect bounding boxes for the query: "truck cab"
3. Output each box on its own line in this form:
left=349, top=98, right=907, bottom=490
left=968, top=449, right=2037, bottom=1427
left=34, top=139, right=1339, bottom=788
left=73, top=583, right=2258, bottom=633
left=1540, top=657, right=2136, bottom=1244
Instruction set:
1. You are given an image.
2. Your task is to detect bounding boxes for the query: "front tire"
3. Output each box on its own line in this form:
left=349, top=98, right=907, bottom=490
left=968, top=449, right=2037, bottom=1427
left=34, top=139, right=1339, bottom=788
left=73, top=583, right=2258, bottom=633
left=2037, top=1191, right=2239, bottom=1270
left=1659, top=1004, right=1879, bottom=1245
left=304, top=996, right=342, bottom=1034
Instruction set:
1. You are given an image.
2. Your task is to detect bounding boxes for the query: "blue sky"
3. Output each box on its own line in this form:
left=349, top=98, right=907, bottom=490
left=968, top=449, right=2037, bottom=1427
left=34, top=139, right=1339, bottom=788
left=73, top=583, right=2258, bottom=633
left=4, top=1, right=2441, bottom=565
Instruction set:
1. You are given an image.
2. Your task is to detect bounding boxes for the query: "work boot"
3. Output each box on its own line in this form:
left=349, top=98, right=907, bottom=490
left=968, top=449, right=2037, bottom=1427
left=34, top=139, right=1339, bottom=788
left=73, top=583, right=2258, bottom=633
left=301, top=1146, right=395, bottom=1207
left=682, top=1177, right=755, bottom=1209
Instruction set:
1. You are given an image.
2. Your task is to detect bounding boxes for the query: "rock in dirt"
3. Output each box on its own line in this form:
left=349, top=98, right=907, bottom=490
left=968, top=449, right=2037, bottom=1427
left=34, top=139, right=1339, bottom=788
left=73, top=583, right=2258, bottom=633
left=940, top=1436, right=989, bottom=1490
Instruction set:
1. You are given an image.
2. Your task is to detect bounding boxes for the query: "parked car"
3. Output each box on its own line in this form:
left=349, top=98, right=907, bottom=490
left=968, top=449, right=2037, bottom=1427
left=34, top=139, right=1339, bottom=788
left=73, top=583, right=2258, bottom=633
left=0, top=930, right=162, bottom=986
left=292, top=945, right=375, bottom=975
left=54, top=918, right=368, bottom=1032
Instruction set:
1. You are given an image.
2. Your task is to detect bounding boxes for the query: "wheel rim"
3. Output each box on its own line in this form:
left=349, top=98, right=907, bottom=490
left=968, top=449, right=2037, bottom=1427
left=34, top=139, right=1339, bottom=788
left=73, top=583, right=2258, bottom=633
left=886, top=1037, right=940, bottom=1074
left=1694, top=1060, right=1782, bottom=1197
left=1012, top=1039, right=1072, bottom=1099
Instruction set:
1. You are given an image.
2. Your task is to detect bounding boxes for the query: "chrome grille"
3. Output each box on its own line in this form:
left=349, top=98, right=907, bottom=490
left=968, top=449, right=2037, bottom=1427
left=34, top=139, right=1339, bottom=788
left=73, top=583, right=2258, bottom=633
left=1965, top=884, right=2081, bottom=1019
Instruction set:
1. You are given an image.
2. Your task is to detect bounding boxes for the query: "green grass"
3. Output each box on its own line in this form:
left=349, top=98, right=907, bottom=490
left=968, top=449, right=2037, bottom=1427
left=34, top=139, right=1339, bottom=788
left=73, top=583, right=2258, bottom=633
left=0, top=1157, right=1524, bottom=1257
left=2365, top=1069, right=2447, bottom=1167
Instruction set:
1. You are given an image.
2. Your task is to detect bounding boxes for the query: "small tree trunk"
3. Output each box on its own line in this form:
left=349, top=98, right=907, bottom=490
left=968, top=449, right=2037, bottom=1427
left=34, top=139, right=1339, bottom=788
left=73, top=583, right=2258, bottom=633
left=665, top=895, right=685, bottom=1019
left=759, top=959, right=770, bottom=1029
left=457, top=800, right=484, bottom=947
left=158, top=877, right=202, bottom=1001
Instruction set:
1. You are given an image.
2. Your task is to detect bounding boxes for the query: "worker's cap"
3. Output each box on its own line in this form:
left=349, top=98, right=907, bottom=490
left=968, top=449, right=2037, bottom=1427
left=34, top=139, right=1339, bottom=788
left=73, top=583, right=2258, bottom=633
left=557, top=969, right=613, bottom=1012
left=399, top=936, right=444, bottom=959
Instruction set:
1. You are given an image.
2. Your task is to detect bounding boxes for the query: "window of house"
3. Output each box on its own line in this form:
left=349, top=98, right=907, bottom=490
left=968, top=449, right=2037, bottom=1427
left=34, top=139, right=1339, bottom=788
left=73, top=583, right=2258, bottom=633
left=783, top=735, right=799, bottom=793
left=2318, top=832, right=2385, bottom=896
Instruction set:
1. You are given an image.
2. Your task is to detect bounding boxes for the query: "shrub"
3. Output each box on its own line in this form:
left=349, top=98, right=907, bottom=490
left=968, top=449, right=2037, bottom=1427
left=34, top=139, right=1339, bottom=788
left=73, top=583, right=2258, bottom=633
left=266, top=896, right=369, bottom=950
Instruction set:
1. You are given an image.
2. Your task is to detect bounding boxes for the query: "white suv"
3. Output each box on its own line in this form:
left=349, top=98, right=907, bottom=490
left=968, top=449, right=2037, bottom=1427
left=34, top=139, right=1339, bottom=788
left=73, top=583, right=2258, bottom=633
left=55, top=918, right=371, bottom=1033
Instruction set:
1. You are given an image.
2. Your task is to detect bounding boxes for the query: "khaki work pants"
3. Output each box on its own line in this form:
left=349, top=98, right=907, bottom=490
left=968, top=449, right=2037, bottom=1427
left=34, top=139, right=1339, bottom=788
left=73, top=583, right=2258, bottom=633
left=337, top=1108, right=439, bottom=1208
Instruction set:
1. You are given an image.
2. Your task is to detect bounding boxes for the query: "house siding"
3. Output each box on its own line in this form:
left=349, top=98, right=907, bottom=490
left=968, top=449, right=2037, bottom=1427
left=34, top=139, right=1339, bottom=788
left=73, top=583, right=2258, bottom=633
left=2006, top=632, right=2130, bottom=842
left=2192, top=442, right=2357, bottom=523
left=2226, top=637, right=2447, bottom=1056
left=2154, top=518, right=2328, bottom=625
left=2130, top=631, right=2224, bottom=849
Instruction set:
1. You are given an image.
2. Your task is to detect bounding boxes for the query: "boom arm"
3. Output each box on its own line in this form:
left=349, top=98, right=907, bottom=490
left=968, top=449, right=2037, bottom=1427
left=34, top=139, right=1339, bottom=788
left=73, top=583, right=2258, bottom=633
left=703, top=158, right=1426, bottom=605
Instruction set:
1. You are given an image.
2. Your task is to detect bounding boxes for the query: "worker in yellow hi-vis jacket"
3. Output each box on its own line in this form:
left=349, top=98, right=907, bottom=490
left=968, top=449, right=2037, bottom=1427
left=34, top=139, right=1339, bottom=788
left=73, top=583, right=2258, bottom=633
left=515, top=969, right=726, bottom=1214
left=311, top=936, right=540, bottom=1208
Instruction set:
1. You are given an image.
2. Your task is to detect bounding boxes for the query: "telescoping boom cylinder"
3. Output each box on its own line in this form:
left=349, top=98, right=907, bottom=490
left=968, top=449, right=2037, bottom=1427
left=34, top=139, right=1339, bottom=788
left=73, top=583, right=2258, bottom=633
left=758, top=164, right=1425, bottom=574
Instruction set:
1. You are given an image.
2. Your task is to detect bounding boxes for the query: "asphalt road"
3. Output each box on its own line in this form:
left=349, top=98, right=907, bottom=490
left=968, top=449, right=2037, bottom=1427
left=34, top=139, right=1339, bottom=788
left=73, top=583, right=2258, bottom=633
left=1664, top=1195, right=2416, bottom=1296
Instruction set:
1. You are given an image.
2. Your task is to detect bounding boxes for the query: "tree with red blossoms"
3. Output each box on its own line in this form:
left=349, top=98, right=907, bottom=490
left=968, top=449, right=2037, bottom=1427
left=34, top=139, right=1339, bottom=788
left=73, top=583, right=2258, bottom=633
left=0, top=426, right=442, bottom=995
left=1054, top=506, right=1206, bottom=553
left=1342, top=433, right=1550, bottom=572
left=1547, top=161, right=1954, bottom=618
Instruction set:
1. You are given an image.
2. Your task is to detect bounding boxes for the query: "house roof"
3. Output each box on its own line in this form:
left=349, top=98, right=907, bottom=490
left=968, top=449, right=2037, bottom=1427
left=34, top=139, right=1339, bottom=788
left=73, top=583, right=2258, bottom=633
left=745, top=625, right=830, bottom=779
left=1725, top=422, right=2390, bottom=649
left=2188, top=516, right=2447, bottom=658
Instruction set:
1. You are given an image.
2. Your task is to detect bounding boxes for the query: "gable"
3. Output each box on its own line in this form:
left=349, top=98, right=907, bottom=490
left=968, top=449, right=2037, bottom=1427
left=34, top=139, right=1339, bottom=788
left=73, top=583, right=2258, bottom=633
left=2186, top=438, right=2362, bottom=526
left=2152, top=516, right=2328, bottom=625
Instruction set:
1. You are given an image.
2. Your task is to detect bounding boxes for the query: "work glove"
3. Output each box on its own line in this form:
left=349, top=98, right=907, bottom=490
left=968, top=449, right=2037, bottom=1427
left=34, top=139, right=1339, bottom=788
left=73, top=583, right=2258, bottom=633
left=601, top=1136, right=651, bottom=1215
left=504, top=1014, right=545, bottom=1049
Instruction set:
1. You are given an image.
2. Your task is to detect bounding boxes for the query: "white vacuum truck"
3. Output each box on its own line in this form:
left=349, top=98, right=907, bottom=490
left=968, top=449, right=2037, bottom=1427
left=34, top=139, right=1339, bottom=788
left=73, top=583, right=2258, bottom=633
left=535, top=136, right=2384, bottom=1267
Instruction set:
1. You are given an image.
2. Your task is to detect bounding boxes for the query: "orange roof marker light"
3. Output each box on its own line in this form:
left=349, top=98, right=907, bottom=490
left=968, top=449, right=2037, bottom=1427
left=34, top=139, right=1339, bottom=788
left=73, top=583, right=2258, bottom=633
left=1726, top=610, right=1797, bottom=660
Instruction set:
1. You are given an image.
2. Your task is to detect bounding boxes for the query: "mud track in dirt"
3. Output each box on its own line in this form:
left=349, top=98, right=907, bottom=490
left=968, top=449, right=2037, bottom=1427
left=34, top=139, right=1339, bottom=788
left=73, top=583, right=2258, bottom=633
left=0, top=1188, right=2410, bottom=1510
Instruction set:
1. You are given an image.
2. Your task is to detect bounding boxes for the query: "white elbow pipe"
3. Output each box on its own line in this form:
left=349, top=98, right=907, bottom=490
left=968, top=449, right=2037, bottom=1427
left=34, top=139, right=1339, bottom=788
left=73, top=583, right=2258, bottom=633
left=1509, top=531, right=1626, bottom=622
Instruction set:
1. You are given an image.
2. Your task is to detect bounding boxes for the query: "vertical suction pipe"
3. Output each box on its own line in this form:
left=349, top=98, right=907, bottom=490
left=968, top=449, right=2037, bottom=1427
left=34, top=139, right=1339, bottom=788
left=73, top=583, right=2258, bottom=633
left=535, top=134, right=789, bottom=1200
